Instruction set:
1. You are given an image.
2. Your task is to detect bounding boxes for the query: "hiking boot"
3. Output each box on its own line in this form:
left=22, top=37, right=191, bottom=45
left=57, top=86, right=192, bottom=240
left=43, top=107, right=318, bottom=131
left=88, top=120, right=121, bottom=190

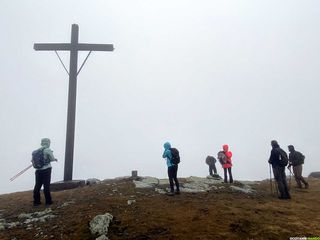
left=45, top=201, right=53, bottom=206
left=175, top=190, right=181, bottom=195
left=33, top=202, right=41, bottom=207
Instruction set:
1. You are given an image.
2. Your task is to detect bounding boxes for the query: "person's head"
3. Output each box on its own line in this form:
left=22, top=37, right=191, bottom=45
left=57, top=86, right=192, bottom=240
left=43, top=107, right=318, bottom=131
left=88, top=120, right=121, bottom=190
left=163, top=142, right=171, bottom=150
left=222, top=144, right=229, bottom=152
left=41, top=138, right=51, bottom=148
left=271, top=140, right=279, bottom=148
left=288, top=145, right=295, bottom=152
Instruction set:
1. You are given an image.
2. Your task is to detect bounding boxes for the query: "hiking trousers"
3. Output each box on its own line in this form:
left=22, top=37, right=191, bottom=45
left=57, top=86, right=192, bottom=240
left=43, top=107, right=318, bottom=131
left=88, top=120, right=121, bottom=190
left=293, top=165, right=308, bottom=188
left=33, top=167, right=52, bottom=205
left=272, top=166, right=291, bottom=199
left=209, top=164, right=217, bottom=176
left=168, top=165, right=180, bottom=193
left=223, top=167, right=233, bottom=183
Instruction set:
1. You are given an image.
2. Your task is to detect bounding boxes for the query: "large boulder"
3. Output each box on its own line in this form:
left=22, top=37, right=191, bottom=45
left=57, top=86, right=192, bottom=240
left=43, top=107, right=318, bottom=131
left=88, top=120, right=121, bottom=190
left=309, top=172, right=320, bottom=179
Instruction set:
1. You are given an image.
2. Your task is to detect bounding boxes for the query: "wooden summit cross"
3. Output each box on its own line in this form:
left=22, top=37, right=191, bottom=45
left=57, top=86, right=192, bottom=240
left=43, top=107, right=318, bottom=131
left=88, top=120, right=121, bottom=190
left=34, top=24, right=114, bottom=181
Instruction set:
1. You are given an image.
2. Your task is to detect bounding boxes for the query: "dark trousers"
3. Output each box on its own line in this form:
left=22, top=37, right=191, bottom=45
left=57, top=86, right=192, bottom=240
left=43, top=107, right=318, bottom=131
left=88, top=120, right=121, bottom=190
left=273, top=166, right=291, bottom=199
left=168, top=165, right=180, bottom=193
left=209, top=164, right=217, bottom=176
left=33, top=168, right=52, bottom=204
left=292, top=165, right=308, bottom=188
left=223, top=168, right=233, bottom=183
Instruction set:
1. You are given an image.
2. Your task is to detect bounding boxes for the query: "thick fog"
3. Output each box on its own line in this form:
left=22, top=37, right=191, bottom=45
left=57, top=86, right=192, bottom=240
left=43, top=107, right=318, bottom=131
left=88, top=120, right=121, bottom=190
left=1, top=0, right=319, bottom=194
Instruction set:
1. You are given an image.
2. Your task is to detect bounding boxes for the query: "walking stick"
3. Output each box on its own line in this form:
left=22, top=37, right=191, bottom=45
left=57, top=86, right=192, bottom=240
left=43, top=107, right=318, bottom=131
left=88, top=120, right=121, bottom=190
left=269, top=164, right=273, bottom=195
left=10, top=164, right=33, bottom=181
left=288, top=166, right=293, bottom=190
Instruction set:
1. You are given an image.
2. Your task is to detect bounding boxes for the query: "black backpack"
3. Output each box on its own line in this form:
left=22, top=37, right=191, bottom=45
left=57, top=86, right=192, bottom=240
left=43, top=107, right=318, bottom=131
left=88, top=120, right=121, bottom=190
left=32, top=148, right=46, bottom=169
left=297, top=151, right=305, bottom=165
left=278, top=148, right=288, bottom=167
left=170, top=148, right=180, bottom=165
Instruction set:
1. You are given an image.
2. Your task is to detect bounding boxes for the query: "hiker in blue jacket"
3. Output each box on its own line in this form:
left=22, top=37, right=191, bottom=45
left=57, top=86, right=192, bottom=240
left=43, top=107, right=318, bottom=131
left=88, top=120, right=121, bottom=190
left=162, top=142, right=180, bottom=196
left=32, top=138, right=57, bottom=206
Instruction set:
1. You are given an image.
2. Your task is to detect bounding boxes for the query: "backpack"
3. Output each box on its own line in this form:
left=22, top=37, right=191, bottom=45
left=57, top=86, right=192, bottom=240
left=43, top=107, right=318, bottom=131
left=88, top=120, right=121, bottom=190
left=32, top=148, right=46, bottom=169
left=170, top=148, right=180, bottom=165
left=278, top=148, right=288, bottom=167
left=217, top=151, right=227, bottom=165
left=296, top=151, right=305, bottom=165
left=206, top=156, right=217, bottom=166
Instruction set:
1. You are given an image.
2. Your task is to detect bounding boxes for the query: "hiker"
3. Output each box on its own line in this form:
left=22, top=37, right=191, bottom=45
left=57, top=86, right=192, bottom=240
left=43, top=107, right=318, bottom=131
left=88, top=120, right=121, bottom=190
left=32, top=138, right=57, bottom=206
left=162, top=142, right=180, bottom=195
left=288, top=145, right=309, bottom=189
left=220, top=144, right=233, bottom=183
left=268, top=140, right=291, bottom=200
left=205, top=155, right=218, bottom=177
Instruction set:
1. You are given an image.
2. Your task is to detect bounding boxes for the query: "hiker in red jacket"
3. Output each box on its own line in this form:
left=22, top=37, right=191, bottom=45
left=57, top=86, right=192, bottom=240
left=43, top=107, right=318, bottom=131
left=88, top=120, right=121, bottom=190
left=222, top=144, right=233, bottom=183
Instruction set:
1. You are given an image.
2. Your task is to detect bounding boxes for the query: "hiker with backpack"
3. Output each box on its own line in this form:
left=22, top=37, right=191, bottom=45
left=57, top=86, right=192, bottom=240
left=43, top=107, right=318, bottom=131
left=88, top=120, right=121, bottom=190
left=32, top=138, right=57, bottom=206
left=268, top=140, right=291, bottom=200
left=162, top=142, right=180, bottom=196
left=288, top=145, right=309, bottom=189
left=205, top=155, right=218, bottom=177
left=219, top=145, right=233, bottom=183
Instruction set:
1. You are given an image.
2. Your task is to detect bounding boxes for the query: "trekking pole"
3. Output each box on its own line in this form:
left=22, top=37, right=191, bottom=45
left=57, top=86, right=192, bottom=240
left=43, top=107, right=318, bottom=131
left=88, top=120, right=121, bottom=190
left=10, top=164, right=33, bottom=181
left=288, top=166, right=292, bottom=190
left=269, top=164, right=273, bottom=195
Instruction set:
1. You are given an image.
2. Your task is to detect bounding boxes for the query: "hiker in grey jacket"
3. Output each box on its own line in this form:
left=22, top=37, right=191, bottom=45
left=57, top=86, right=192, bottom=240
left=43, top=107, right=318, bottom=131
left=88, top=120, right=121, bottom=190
left=32, top=138, right=57, bottom=206
left=288, top=145, right=309, bottom=189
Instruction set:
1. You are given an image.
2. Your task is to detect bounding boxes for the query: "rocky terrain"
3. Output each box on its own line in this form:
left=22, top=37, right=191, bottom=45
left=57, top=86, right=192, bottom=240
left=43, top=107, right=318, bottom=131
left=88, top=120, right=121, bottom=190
left=0, top=176, right=319, bottom=240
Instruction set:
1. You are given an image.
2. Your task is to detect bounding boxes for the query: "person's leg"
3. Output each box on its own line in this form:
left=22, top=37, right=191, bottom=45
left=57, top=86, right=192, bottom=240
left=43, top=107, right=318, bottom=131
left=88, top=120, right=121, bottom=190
left=209, top=165, right=213, bottom=176
left=33, top=170, right=43, bottom=205
left=168, top=167, right=174, bottom=193
left=224, top=168, right=228, bottom=183
left=293, top=166, right=302, bottom=188
left=228, top=168, right=233, bottom=183
left=273, top=166, right=287, bottom=198
left=43, top=168, right=52, bottom=204
left=172, top=165, right=180, bottom=192
left=280, top=167, right=291, bottom=199
left=296, top=165, right=308, bottom=188
left=212, top=164, right=217, bottom=175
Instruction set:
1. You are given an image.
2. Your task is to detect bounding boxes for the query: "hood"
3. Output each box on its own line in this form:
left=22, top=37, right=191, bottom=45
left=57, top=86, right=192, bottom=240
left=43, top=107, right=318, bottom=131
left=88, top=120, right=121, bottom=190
left=288, top=145, right=295, bottom=152
left=271, top=140, right=279, bottom=148
left=223, top=144, right=229, bottom=152
left=41, top=138, right=51, bottom=148
left=163, top=142, right=171, bottom=150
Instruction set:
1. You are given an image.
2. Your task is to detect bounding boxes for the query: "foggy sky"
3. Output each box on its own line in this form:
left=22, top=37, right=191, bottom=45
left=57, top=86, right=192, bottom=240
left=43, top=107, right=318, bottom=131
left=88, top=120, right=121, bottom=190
left=1, top=0, right=319, bottom=194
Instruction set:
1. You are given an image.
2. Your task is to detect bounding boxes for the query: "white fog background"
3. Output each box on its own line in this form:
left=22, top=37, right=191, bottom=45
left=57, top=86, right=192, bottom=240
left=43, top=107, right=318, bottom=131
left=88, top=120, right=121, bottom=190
left=0, top=0, right=319, bottom=194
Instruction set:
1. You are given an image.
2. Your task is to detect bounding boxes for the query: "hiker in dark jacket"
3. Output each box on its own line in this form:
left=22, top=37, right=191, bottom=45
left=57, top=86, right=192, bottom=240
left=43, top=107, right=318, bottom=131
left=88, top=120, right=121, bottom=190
left=268, top=140, right=291, bottom=199
left=32, top=138, right=57, bottom=206
left=206, top=156, right=217, bottom=177
left=288, top=145, right=309, bottom=189
left=162, top=142, right=180, bottom=195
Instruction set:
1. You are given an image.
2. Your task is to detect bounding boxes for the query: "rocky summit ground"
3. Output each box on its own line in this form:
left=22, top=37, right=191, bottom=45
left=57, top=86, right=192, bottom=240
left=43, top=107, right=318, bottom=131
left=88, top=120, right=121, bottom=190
left=0, top=176, right=320, bottom=240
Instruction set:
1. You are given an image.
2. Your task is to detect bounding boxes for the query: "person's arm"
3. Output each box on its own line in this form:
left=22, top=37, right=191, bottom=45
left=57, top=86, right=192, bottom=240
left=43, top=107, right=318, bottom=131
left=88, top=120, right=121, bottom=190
left=44, top=148, right=57, bottom=162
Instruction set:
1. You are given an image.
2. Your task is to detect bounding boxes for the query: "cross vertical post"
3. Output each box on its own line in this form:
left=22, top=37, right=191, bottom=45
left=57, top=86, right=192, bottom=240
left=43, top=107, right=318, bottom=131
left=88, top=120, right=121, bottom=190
left=64, top=24, right=79, bottom=181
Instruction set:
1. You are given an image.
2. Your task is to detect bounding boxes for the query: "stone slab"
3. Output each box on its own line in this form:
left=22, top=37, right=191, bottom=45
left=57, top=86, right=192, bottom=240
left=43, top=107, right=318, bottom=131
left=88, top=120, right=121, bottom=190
left=50, top=180, right=86, bottom=192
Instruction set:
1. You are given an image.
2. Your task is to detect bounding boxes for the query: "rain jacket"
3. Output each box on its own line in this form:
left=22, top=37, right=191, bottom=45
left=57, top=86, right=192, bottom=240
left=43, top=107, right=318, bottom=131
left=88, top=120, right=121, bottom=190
left=32, top=138, right=55, bottom=170
left=162, top=142, right=173, bottom=168
left=222, top=144, right=233, bottom=169
left=268, top=142, right=284, bottom=167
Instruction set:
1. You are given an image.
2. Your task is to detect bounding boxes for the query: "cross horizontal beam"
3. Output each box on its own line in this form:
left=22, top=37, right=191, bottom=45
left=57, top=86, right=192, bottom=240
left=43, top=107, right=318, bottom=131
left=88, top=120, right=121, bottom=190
left=34, top=43, right=114, bottom=51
